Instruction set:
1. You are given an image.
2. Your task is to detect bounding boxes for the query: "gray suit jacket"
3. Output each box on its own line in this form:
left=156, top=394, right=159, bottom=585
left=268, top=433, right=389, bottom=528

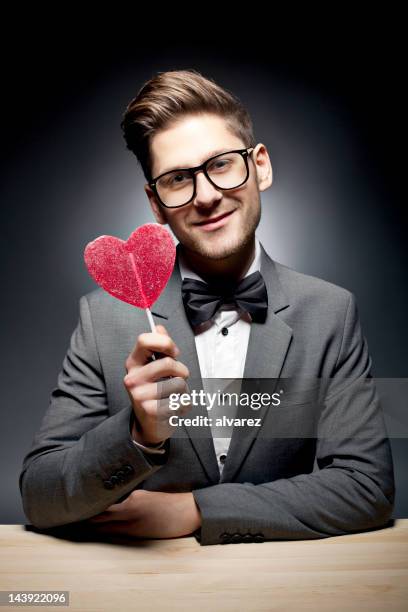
left=19, top=241, right=395, bottom=545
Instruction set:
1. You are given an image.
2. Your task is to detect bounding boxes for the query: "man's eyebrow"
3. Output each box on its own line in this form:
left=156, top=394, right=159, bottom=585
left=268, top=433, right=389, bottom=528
left=157, top=147, right=233, bottom=176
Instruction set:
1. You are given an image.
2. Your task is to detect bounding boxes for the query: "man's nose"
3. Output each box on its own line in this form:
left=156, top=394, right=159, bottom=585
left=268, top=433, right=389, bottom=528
left=192, top=170, right=223, bottom=208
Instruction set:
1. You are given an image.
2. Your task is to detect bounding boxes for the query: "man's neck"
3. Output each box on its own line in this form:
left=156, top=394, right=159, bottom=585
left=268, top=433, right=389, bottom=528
left=179, top=236, right=256, bottom=285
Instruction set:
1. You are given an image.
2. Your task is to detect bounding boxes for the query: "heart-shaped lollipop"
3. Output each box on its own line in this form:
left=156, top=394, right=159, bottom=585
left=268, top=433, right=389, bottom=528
left=84, top=223, right=176, bottom=332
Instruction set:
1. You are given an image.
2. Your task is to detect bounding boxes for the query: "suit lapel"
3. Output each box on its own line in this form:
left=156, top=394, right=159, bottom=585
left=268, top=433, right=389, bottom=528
left=151, top=241, right=292, bottom=484
left=219, top=243, right=292, bottom=481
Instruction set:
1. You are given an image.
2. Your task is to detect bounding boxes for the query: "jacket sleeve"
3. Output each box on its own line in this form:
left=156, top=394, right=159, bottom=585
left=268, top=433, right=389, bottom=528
left=191, top=292, right=395, bottom=545
left=19, top=294, right=169, bottom=530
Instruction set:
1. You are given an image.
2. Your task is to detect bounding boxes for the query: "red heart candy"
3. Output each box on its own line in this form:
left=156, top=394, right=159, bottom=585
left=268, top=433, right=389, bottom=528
left=84, top=223, right=176, bottom=309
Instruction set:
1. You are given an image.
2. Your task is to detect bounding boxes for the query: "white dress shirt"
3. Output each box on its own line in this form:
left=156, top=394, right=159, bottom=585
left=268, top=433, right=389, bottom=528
left=133, top=237, right=262, bottom=479
left=178, top=237, right=261, bottom=477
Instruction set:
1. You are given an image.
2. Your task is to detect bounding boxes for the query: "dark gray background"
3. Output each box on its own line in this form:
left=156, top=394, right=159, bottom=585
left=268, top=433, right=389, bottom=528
left=2, top=23, right=407, bottom=523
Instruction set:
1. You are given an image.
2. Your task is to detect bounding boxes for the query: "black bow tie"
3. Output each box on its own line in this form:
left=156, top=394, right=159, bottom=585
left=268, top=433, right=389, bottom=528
left=181, top=271, right=268, bottom=328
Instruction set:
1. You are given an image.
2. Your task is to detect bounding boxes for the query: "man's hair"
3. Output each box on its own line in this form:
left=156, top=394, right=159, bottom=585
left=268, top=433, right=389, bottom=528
left=120, top=69, right=256, bottom=182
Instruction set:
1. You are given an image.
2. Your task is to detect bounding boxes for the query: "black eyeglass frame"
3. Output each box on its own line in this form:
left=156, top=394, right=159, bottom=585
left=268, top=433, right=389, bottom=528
left=149, top=147, right=255, bottom=209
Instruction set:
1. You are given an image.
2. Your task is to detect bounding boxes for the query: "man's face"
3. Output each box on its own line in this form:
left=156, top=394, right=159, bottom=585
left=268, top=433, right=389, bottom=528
left=145, top=113, right=272, bottom=260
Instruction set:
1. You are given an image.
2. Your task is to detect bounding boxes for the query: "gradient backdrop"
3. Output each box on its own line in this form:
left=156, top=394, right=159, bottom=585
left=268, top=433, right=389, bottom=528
left=2, top=28, right=406, bottom=523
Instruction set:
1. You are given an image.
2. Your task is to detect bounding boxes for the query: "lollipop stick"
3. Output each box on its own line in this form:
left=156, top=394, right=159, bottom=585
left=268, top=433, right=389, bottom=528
left=145, top=307, right=172, bottom=382
left=145, top=307, right=158, bottom=362
left=145, top=307, right=156, bottom=334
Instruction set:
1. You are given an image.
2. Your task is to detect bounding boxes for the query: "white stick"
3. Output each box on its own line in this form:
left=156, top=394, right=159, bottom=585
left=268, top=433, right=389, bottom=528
left=145, top=307, right=157, bottom=361
left=145, top=307, right=156, bottom=333
left=146, top=307, right=171, bottom=380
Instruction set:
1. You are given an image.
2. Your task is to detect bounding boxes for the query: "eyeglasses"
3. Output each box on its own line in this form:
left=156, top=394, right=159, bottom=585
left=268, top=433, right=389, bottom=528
left=149, top=147, right=254, bottom=208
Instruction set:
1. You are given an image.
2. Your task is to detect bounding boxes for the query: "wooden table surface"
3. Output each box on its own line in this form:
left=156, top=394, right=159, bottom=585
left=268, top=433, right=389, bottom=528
left=0, top=521, right=407, bottom=611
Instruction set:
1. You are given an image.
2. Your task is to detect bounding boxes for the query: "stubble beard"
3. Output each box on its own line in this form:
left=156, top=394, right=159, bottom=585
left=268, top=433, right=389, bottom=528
left=176, top=199, right=261, bottom=261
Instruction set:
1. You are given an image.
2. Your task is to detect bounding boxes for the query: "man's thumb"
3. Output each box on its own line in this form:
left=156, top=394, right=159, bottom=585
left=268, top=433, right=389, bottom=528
left=155, top=324, right=169, bottom=336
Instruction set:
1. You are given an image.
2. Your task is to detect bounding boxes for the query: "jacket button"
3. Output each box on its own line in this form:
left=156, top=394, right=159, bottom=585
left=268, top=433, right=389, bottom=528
left=116, top=470, right=126, bottom=482
left=253, top=533, right=265, bottom=543
left=242, top=533, right=254, bottom=543
left=110, top=475, right=120, bottom=485
left=103, top=480, right=114, bottom=490
left=219, top=532, right=231, bottom=544
left=123, top=464, right=134, bottom=474
left=231, top=533, right=242, bottom=543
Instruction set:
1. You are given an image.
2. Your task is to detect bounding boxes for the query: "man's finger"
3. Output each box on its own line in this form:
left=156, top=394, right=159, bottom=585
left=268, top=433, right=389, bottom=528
left=88, top=497, right=131, bottom=521
left=126, top=331, right=180, bottom=370
left=125, top=357, right=189, bottom=386
left=124, top=378, right=188, bottom=401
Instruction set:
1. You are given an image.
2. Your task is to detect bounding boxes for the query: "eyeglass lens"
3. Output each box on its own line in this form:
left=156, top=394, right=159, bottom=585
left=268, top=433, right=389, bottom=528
left=156, top=151, right=248, bottom=207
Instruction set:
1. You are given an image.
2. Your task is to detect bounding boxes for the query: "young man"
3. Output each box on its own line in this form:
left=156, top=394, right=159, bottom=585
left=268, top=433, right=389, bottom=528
left=19, top=70, right=395, bottom=546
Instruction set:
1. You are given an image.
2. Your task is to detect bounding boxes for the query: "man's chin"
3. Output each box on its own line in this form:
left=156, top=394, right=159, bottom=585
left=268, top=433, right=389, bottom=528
left=183, top=234, right=245, bottom=261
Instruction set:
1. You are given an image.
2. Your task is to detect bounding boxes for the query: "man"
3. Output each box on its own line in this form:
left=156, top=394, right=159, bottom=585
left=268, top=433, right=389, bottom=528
left=19, top=69, right=395, bottom=546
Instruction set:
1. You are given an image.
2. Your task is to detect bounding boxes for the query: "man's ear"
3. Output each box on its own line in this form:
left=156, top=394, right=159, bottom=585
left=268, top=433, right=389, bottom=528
left=253, top=143, right=273, bottom=192
left=144, top=184, right=167, bottom=224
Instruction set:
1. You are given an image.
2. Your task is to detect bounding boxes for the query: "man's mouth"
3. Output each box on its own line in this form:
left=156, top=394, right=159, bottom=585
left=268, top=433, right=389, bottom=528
left=193, top=210, right=236, bottom=230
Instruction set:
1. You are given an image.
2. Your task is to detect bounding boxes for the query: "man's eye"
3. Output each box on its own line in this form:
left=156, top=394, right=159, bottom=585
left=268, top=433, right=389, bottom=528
left=164, top=172, right=190, bottom=187
left=172, top=174, right=186, bottom=184
left=209, top=159, right=230, bottom=172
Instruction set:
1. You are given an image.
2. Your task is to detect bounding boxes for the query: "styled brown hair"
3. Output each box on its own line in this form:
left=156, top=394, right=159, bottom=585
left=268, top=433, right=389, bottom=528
left=120, top=69, right=256, bottom=181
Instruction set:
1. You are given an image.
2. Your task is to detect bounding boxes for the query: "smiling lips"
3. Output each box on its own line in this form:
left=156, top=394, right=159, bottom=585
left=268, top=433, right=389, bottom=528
left=194, top=210, right=236, bottom=230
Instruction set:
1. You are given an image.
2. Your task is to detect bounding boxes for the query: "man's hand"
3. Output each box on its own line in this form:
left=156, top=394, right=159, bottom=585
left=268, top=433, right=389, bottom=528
left=125, top=324, right=191, bottom=445
left=86, top=490, right=202, bottom=539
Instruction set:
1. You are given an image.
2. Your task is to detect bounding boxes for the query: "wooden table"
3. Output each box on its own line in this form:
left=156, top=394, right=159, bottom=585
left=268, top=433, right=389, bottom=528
left=0, top=521, right=407, bottom=611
